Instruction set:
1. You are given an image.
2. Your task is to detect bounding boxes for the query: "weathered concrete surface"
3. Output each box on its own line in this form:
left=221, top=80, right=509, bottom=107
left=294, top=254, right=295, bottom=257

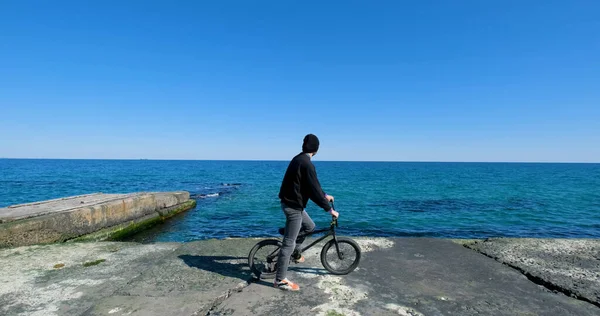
left=215, top=238, right=599, bottom=316
left=1, top=194, right=130, bottom=223
left=464, top=238, right=600, bottom=308
left=0, top=239, right=257, bottom=316
left=0, top=192, right=195, bottom=248
left=1, top=238, right=599, bottom=316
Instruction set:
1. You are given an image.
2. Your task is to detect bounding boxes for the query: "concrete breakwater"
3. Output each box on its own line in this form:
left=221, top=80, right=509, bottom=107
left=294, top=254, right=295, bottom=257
left=0, top=192, right=196, bottom=248
left=1, top=238, right=599, bottom=316
left=1, top=194, right=599, bottom=315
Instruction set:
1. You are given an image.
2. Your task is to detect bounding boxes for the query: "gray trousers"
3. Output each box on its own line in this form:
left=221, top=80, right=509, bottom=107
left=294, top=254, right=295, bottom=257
left=275, top=203, right=316, bottom=281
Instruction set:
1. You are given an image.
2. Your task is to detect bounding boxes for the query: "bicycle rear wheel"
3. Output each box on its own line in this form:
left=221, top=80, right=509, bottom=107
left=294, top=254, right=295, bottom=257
left=320, top=237, right=361, bottom=275
left=248, top=239, right=282, bottom=279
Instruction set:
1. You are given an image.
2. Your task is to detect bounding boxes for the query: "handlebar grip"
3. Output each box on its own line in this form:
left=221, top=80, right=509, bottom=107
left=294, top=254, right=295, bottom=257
left=330, top=201, right=338, bottom=227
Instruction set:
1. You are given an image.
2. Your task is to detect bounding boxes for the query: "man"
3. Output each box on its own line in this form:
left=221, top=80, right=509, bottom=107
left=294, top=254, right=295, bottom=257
left=274, top=134, right=339, bottom=291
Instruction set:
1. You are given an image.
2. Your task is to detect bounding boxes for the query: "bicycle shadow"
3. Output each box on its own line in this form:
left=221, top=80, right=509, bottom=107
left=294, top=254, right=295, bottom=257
left=249, top=268, right=331, bottom=288
left=178, top=255, right=250, bottom=282
left=178, top=255, right=333, bottom=288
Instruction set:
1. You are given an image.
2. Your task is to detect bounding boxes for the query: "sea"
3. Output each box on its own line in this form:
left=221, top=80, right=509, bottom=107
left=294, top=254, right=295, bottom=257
left=1, top=159, right=599, bottom=241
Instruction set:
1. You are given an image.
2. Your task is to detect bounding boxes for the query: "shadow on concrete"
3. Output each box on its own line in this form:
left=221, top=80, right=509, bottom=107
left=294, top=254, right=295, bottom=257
left=178, top=255, right=333, bottom=290
left=289, top=267, right=329, bottom=276
left=178, top=255, right=250, bottom=282
left=250, top=278, right=274, bottom=287
left=248, top=267, right=330, bottom=289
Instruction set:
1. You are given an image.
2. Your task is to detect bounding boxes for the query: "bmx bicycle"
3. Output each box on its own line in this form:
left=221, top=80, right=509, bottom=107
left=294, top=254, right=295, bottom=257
left=248, top=202, right=361, bottom=279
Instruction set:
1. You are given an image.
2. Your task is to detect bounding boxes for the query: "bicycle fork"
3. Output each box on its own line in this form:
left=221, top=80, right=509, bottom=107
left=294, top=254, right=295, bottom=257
left=332, top=232, right=345, bottom=260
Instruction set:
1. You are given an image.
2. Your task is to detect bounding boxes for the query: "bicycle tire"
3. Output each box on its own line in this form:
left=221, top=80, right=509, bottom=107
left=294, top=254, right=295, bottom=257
left=248, top=239, right=282, bottom=279
left=320, top=237, right=361, bottom=275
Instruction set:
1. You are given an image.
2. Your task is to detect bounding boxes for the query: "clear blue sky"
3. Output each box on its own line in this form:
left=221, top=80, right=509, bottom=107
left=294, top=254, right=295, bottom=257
left=1, top=1, right=598, bottom=162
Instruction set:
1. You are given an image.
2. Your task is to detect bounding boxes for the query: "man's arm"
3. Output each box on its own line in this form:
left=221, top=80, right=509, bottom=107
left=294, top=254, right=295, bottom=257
left=305, top=163, right=333, bottom=212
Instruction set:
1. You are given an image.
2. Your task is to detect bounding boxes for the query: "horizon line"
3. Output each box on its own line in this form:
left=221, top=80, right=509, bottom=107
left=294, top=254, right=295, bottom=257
left=1, top=157, right=599, bottom=164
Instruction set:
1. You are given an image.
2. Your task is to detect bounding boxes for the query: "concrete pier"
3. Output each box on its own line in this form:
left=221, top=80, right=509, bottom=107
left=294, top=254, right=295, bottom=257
left=0, top=192, right=196, bottom=248
left=1, top=194, right=598, bottom=315
left=0, top=238, right=598, bottom=316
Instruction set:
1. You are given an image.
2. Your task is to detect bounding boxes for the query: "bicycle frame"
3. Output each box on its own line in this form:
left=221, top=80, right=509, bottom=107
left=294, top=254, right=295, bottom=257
left=299, top=221, right=337, bottom=253
left=266, top=218, right=341, bottom=264
left=298, top=201, right=343, bottom=259
left=296, top=217, right=345, bottom=260
left=259, top=203, right=347, bottom=272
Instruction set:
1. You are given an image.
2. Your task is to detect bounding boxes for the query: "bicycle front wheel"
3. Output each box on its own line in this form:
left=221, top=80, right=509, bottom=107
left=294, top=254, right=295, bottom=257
left=248, top=239, right=282, bottom=279
left=320, top=237, right=362, bottom=275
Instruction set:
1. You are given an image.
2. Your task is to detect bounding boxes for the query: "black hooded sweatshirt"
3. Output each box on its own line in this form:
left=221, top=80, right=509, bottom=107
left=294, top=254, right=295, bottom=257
left=278, top=153, right=331, bottom=212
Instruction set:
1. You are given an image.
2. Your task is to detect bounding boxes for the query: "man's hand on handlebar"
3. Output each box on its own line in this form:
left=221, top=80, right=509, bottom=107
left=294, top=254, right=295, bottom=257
left=326, top=195, right=338, bottom=218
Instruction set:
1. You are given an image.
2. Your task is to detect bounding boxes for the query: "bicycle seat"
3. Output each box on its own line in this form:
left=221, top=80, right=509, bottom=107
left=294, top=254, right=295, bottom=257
left=278, top=228, right=285, bottom=235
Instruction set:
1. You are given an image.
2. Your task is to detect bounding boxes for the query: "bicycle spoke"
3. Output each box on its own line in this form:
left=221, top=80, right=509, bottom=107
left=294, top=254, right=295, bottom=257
left=253, top=244, right=280, bottom=274
left=325, top=241, right=357, bottom=271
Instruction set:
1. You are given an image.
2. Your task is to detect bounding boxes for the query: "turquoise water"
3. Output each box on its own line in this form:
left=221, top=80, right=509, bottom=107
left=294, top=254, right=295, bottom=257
left=1, top=159, right=599, bottom=241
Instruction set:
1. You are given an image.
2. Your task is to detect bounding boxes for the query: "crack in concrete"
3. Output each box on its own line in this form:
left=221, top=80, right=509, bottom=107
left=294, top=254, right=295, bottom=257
left=464, top=244, right=600, bottom=310
left=196, top=279, right=252, bottom=316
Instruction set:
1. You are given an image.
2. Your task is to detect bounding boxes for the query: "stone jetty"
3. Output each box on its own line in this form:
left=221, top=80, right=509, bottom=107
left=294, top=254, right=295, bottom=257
left=0, top=192, right=196, bottom=248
